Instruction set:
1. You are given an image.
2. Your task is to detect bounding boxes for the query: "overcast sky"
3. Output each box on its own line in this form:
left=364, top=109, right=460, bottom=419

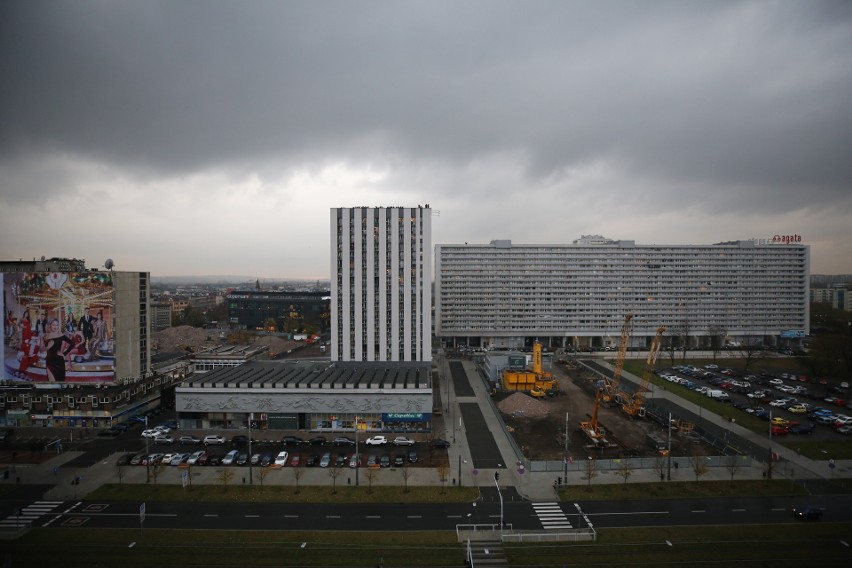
left=2, top=1, right=851, bottom=279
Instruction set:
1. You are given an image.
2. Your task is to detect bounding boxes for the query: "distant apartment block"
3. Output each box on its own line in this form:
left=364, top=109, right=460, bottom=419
left=811, top=286, right=851, bottom=312
left=226, top=290, right=330, bottom=333
left=435, top=237, right=810, bottom=350
left=331, top=206, right=432, bottom=361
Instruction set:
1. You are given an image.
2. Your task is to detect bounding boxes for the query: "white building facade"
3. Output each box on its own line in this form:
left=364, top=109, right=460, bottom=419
left=435, top=237, right=810, bottom=350
left=330, top=206, right=432, bottom=362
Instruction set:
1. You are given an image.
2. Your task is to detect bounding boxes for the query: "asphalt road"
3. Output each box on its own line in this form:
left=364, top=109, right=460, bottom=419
left=12, top=492, right=850, bottom=533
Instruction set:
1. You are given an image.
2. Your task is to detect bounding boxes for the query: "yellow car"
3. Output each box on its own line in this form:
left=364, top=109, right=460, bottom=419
left=788, top=404, right=808, bottom=414
left=771, top=417, right=790, bottom=426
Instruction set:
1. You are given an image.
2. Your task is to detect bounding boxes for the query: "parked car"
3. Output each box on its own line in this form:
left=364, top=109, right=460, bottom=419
left=349, top=453, right=361, bottom=468
left=260, top=453, right=274, bottom=467
left=308, top=436, right=327, bottom=446
left=392, top=436, right=414, bottom=446
left=281, top=436, right=304, bottom=446
left=305, top=454, right=319, bottom=467
left=380, top=454, right=391, bottom=468
left=289, top=454, right=302, bottom=467
left=365, top=435, right=388, bottom=446
left=116, top=453, right=136, bottom=466
left=97, top=428, right=122, bottom=438
left=178, top=436, right=201, bottom=445
left=408, top=449, right=418, bottom=463
left=203, top=435, right=226, bottom=446
left=154, top=435, right=174, bottom=445
left=333, top=437, right=355, bottom=447
left=274, top=451, right=289, bottom=466
left=231, top=435, right=249, bottom=447
left=335, top=453, right=348, bottom=467
left=187, top=450, right=207, bottom=465
left=789, top=423, right=816, bottom=435
left=236, top=453, right=249, bottom=466
left=221, top=450, right=240, bottom=465
left=319, top=453, right=332, bottom=467
left=394, top=454, right=405, bottom=467
left=250, top=453, right=262, bottom=466
left=170, top=453, right=190, bottom=466
left=431, top=439, right=451, bottom=449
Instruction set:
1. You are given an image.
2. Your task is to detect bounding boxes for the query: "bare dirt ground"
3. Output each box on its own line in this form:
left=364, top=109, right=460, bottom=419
left=496, top=360, right=709, bottom=461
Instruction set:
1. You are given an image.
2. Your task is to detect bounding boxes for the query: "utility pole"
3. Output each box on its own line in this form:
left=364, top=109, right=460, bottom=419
left=564, top=412, right=569, bottom=482
left=248, top=412, right=253, bottom=485
left=494, top=471, right=503, bottom=529
left=666, top=412, right=672, bottom=481
left=354, top=415, right=360, bottom=486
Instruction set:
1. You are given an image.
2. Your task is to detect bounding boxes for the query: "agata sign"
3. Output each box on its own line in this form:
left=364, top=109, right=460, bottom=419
left=771, top=234, right=802, bottom=244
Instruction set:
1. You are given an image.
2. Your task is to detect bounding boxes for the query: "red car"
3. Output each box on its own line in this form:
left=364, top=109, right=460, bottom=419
left=770, top=425, right=789, bottom=436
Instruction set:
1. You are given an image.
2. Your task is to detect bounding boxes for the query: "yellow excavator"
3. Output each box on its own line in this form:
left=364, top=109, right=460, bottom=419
left=622, top=326, right=666, bottom=418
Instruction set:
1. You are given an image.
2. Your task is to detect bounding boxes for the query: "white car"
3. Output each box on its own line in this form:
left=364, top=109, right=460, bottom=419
left=141, top=429, right=161, bottom=438
left=365, top=436, right=387, bottom=446
left=170, top=453, right=190, bottom=466
left=392, top=437, right=414, bottom=446
left=769, top=398, right=791, bottom=407
left=769, top=378, right=784, bottom=386
left=274, top=451, right=289, bottom=466
left=203, top=435, right=226, bottom=446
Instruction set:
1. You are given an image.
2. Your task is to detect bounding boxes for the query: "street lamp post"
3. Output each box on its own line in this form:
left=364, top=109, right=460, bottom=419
left=248, top=412, right=253, bottom=485
left=666, top=412, right=672, bottom=481
left=354, top=415, right=360, bottom=486
left=494, top=472, right=504, bottom=530
left=564, top=412, right=569, bottom=482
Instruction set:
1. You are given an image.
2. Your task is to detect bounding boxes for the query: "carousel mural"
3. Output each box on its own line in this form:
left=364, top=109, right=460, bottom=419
left=2, top=271, right=116, bottom=383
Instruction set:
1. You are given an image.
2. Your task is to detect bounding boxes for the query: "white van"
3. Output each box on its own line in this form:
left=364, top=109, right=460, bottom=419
left=706, top=390, right=730, bottom=401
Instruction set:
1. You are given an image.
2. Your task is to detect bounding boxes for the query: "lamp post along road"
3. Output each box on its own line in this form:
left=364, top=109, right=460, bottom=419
left=355, top=415, right=360, bottom=486
left=248, top=412, right=253, bottom=485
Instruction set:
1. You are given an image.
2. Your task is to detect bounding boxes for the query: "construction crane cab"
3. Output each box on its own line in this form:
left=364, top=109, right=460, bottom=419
left=579, top=387, right=610, bottom=448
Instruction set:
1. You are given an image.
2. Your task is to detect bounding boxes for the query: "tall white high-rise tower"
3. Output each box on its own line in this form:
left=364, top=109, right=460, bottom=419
left=330, top=206, right=432, bottom=362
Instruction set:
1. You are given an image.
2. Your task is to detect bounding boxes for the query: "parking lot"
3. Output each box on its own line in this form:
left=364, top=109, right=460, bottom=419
left=653, top=364, right=852, bottom=439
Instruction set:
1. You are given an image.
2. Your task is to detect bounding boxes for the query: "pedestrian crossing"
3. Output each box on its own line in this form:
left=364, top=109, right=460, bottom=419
left=532, top=502, right=573, bottom=530
left=0, top=500, right=64, bottom=530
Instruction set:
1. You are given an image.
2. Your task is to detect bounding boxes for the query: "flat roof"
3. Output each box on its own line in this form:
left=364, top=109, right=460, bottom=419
left=180, top=360, right=432, bottom=390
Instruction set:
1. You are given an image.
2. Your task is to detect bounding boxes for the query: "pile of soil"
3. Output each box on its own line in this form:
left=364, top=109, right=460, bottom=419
left=496, top=392, right=550, bottom=417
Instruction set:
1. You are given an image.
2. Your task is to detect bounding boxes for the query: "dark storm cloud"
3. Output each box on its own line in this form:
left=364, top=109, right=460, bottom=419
left=1, top=1, right=851, bottom=273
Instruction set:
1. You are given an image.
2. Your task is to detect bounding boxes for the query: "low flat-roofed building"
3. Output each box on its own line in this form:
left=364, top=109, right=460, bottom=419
left=175, top=360, right=433, bottom=433
left=190, top=344, right=268, bottom=374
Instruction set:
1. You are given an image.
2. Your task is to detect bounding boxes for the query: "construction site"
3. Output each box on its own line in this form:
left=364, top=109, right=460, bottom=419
left=490, top=315, right=713, bottom=463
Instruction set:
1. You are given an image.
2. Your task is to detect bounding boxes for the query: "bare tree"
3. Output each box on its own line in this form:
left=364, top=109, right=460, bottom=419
left=149, top=464, right=164, bottom=485
left=582, top=457, right=598, bottom=490
left=653, top=456, right=667, bottom=482
left=724, top=454, right=742, bottom=482
left=114, top=465, right=127, bottom=487
left=292, top=466, right=305, bottom=494
left=216, top=468, right=235, bottom=489
left=255, top=466, right=271, bottom=487
left=664, top=336, right=677, bottom=367
left=615, top=458, right=634, bottom=488
left=327, top=465, right=342, bottom=494
left=437, top=462, right=450, bottom=494
left=364, top=467, right=379, bottom=494
left=739, top=339, right=768, bottom=375
left=690, top=454, right=710, bottom=481
left=708, top=325, right=727, bottom=364
left=400, top=462, right=413, bottom=493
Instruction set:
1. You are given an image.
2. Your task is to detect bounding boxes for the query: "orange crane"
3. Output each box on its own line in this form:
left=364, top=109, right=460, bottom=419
left=603, top=313, right=633, bottom=406
left=622, top=326, right=666, bottom=418
left=579, top=387, right=609, bottom=447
